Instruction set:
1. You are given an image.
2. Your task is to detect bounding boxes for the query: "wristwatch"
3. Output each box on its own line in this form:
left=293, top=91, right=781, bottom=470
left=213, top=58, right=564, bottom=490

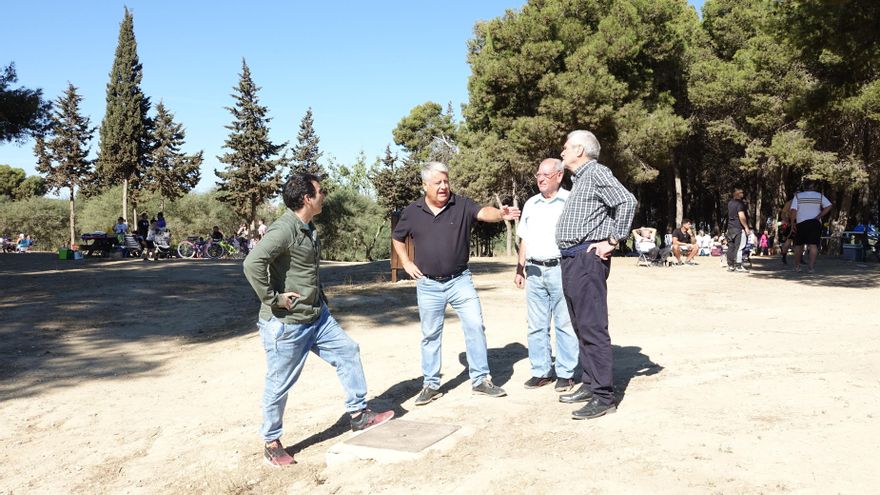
left=607, top=234, right=619, bottom=246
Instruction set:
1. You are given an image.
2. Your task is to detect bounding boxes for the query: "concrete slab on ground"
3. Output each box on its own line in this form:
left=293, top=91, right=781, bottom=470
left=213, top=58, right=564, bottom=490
left=326, top=419, right=468, bottom=466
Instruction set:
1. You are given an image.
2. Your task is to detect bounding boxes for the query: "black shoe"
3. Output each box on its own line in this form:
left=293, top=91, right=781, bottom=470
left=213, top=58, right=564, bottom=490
left=554, top=377, right=575, bottom=392
left=558, top=384, right=593, bottom=403
left=523, top=376, right=554, bottom=389
left=414, top=387, right=443, bottom=406
left=472, top=378, right=507, bottom=398
left=571, top=397, right=616, bottom=420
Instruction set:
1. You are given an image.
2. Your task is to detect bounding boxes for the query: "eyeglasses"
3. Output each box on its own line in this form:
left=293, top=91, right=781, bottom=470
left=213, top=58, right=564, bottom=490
left=534, top=172, right=561, bottom=179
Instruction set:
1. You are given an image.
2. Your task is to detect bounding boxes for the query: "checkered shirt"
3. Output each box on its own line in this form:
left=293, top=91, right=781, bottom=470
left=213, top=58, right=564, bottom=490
left=555, top=160, right=638, bottom=249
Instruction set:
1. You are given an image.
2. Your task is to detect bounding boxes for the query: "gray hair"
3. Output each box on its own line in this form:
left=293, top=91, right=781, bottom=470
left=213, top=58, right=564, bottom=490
left=421, top=161, right=449, bottom=182
left=567, top=130, right=601, bottom=159
left=541, top=158, right=564, bottom=172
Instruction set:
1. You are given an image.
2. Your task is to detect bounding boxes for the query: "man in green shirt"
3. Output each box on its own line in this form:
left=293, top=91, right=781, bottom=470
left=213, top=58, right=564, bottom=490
left=243, top=173, right=394, bottom=467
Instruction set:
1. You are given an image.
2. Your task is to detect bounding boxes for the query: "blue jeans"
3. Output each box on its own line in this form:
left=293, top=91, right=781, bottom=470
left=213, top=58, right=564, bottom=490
left=525, top=263, right=578, bottom=379
left=257, top=305, right=367, bottom=442
left=416, top=270, right=490, bottom=388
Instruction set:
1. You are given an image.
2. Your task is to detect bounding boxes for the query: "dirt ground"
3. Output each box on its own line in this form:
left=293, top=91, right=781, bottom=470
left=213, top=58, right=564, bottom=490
left=1, top=252, right=879, bottom=494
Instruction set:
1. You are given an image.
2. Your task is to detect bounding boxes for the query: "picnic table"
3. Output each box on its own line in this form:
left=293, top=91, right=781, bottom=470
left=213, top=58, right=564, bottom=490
left=80, top=233, right=118, bottom=257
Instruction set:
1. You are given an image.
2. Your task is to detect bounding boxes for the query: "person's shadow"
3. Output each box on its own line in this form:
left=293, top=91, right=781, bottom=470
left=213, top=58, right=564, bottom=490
left=287, top=342, right=528, bottom=455
left=612, top=345, right=663, bottom=405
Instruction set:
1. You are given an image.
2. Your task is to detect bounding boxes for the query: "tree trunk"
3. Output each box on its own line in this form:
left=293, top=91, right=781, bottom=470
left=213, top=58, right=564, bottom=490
left=69, top=186, right=76, bottom=248
left=837, top=188, right=853, bottom=231
left=494, top=192, right=512, bottom=257
left=122, top=178, right=129, bottom=222
left=673, top=162, right=683, bottom=228
left=754, top=171, right=763, bottom=233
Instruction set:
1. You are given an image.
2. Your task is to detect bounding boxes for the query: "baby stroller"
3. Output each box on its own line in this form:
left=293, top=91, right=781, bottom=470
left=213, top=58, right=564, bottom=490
left=741, top=241, right=753, bottom=270
left=153, top=230, right=174, bottom=259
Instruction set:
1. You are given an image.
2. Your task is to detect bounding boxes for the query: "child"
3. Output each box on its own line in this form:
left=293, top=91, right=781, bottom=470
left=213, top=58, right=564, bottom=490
left=143, top=220, right=159, bottom=261
left=759, top=230, right=769, bottom=256
left=114, top=217, right=128, bottom=243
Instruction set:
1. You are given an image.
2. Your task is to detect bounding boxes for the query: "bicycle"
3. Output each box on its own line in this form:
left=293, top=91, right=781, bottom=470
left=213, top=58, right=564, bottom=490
left=177, top=236, right=213, bottom=259
left=215, top=237, right=247, bottom=259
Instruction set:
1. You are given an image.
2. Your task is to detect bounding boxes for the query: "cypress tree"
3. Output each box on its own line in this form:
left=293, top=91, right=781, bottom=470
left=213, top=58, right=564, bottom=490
left=147, top=101, right=203, bottom=212
left=216, top=59, right=288, bottom=233
left=34, top=83, right=95, bottom=248
left=290, top=107, right=324, bottom=177
left=96, top=7, right=151, bottom=220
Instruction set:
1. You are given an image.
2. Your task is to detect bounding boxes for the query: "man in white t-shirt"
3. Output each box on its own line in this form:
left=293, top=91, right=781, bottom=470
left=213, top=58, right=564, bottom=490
left=514, top=158, right=578, bottom=393
left=790, top=181, right=833, bottom=273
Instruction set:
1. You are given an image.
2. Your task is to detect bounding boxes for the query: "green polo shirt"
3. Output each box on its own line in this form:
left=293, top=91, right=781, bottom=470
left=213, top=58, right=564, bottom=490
left=243, top=209, right=325, bottom=323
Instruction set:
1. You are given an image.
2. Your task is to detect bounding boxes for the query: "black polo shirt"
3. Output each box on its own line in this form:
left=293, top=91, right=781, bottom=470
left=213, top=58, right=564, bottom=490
left=392, top=193, right=482, bottom=277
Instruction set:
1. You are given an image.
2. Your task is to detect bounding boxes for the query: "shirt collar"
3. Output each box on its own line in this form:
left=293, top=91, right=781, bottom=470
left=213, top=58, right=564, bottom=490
left=534, top=188, right=569, bottom=204
left=416, top=193, right=456, bottom=212
left=572, top=160, right=597, bottom=181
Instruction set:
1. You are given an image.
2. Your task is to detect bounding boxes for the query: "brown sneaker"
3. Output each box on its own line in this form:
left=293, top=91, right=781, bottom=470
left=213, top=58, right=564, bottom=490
left=263, top=440, right=295, bottom=467
left=351, top=409, right=395, bottom=432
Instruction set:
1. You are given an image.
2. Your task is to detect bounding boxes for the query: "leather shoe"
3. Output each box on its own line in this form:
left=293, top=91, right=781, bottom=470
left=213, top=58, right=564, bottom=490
left=558, top=384, right=593, bottom=403
left=571, top=397, right=616, bottom=420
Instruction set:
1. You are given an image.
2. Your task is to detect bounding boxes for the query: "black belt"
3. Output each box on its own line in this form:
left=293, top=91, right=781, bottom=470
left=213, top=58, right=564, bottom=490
left=424, top=268, right=466, bottom=282
left=527, top=258, right=560, bottom=267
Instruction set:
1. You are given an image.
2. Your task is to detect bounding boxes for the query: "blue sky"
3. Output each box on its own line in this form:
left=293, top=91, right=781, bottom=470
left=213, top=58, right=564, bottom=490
left=1, top=0, right=704, bottom=193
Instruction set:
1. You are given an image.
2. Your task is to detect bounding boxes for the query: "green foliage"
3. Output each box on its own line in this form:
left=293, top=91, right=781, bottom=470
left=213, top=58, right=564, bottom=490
left=290, top=107, right=325, bottom=177
left=147, top=101, right=202, bottom=210
left=0, top=63, right=50, bottom=143
left=330, top=150, right=374, bottom=197
left=35, top=83, right=96, bottom=246
left=14, top=175, right=47, bottom=199
left=314, top=187, right=390, bottom=261
left=368, top=145, right=423, bottom=216
left=392, top=102, right=457, bottom=163
left=96, top=7, right=151, bottom=217
left=0, top=164, right=43, bottom=200
left=216, top=59, right=288, bottom=233
left=0, top=196, right=68, bottom=250
left=463, top=0, right=699, bottom=208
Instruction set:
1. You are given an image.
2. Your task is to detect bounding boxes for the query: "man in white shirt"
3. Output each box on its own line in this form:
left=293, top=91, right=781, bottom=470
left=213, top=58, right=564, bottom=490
left=514, top=158, right=578, bottom=393
left=790, top=181, right=833, bottom=273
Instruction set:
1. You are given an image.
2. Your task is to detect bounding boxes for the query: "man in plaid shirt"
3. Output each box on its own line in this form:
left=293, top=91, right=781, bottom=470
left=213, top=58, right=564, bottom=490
left=555, top=130, right=637, bottom=420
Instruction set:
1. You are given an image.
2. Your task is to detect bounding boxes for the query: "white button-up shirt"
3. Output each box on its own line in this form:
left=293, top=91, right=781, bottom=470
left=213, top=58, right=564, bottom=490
left=517, top=188, right=569, bottom=261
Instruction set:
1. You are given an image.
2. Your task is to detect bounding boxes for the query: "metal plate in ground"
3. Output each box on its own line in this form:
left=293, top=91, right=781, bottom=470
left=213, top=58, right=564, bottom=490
left=344, top=419, right=461, bottom=453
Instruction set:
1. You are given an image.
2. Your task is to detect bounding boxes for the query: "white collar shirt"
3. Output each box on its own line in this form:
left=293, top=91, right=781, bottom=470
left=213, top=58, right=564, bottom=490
left=517, top=188, right=569, bottom=261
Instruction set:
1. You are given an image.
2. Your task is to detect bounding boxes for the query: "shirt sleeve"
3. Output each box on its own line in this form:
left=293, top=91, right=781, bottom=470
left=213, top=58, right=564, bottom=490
left=790, top=195, right=799, bottom=210
left=516, top=200, right=531, bottom=240
left=464, top=196, right=482, bottom=221
left=391, top=206, right=413, bottom=242
left=243, top=225, right=291, bottom=309
left=595, top=167, right=638, bottom=239
left=821, top=195, right=832, bottom=208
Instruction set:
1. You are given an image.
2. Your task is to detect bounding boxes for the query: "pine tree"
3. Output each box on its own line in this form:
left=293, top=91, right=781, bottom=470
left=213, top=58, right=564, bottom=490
left=96, top=7, right=151, bottom=221
left=147, top=101, right=203, bottom=211
left=216, top=59, right=288, bottom=233
left=290, top=107, right=324, bottom=177
left=369, top=144, right=423, bottom=216
left=34, top=83, right=95, bottom=248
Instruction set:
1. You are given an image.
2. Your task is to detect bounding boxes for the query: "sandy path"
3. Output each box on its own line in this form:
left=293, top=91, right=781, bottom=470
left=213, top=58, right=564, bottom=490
left=1, top=253, right=878, bottom=494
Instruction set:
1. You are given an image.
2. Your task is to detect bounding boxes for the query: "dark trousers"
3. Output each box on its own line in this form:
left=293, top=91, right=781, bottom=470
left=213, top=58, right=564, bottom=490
left=726, top=228, right=743, bottom=267
left=560, top=249, right=614, bottom=405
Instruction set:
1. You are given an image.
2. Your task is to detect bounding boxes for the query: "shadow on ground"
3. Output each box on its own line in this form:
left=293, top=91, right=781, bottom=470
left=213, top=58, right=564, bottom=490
left=288, top=342, right=528, bottom=454
left=613, top=345, right=663, bottom=405
left=746, top=256, right=880, bottom=288
left=0, top=254, right=513, bottom=402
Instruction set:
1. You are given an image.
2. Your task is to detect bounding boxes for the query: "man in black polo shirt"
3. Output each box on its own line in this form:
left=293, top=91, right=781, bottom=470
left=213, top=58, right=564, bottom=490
left=392, top=161, right=520, bottom=406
